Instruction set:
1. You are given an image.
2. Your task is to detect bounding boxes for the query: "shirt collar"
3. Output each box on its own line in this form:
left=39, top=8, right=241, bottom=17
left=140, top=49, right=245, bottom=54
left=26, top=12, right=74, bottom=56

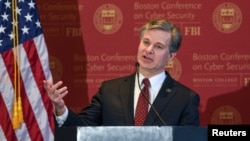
left=139, top=71, right=166, bottom=87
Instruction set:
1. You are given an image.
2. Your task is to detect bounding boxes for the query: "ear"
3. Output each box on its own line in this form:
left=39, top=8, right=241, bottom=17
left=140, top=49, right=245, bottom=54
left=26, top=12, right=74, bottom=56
left=169, top=52, right=177, bottom=60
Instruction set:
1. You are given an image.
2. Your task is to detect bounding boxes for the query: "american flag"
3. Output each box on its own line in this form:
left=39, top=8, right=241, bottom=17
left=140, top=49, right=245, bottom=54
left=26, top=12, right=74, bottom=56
left=0, top=0, right=54, bottom=141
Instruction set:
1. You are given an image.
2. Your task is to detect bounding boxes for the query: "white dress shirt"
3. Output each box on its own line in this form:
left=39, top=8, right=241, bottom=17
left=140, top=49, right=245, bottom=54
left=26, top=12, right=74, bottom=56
left=133, top=71, right=166, bottom=115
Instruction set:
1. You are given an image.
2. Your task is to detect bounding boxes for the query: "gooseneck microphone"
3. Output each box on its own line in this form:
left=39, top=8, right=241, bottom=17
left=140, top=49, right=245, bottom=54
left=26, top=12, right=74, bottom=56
left=135, top=62, right=166, bottom=126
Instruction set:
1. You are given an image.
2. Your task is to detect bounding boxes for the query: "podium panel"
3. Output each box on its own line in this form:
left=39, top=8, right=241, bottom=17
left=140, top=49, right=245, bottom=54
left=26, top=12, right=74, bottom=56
left=55, top=126, right=207, bottom=141
left=78, top=126, right=172, bottom=141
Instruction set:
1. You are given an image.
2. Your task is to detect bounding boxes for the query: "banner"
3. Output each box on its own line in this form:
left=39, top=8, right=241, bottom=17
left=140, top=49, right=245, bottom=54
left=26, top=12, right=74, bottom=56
left=37, top=0, right=250, bottom=125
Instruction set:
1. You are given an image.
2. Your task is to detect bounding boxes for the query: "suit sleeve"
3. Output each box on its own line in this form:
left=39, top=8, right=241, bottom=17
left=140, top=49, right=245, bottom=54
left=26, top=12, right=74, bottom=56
left=60, top=87, right=103, bottom=126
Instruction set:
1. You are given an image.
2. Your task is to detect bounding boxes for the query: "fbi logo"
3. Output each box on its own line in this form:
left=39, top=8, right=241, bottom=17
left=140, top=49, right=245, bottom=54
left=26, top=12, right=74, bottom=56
left=94, top=4, right=123, bottom=34
left=244, top=77, right=250, bottom=86
left=213, top=2, right=242, bottom=33
left=165, top=57, right=181, bottom=80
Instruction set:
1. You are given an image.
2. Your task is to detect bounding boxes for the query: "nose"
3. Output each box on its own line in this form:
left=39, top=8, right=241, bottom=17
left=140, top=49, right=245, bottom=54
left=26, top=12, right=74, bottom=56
left=146, top=45, right=154, bottom=54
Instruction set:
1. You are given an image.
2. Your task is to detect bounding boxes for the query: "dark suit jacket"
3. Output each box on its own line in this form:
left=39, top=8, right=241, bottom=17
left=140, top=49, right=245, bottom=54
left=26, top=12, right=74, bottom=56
left=59, top=71, right=200, bottom=127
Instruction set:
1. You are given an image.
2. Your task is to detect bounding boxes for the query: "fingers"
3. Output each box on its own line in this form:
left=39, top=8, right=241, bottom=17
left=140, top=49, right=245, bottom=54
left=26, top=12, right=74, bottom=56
left=53, top=86, right=68, bottom=99
left=43, top=80, right=68, bottom=102
left=53, top=89, right=68, bottom=102
left=43, top=80, right=53, bottom=91
left=43, top=80, right=68, bottom=115
left=44, top=80, right=62, bottom=94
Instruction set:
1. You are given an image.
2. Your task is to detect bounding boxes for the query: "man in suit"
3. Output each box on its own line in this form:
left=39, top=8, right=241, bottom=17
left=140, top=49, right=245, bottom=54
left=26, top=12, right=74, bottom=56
left=44, top=19, right=200, bottom=127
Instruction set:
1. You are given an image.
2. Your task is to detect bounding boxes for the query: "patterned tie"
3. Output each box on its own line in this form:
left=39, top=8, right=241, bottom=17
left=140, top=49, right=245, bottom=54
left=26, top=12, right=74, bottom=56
left=135, top=78, right=150, bottom=126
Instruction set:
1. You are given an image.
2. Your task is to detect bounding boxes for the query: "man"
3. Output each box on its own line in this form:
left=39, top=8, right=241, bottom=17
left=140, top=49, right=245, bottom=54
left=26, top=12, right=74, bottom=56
left=44, top=19, right=200, bottom=127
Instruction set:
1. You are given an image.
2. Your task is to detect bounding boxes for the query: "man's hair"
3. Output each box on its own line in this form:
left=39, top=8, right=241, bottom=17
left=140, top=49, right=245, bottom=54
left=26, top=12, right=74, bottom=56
left=140, top=19, right=182, bottom=53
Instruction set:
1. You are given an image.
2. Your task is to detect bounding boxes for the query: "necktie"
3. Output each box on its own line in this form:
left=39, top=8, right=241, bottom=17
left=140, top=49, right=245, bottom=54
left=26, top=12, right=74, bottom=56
left=135, top=78, right=150, bottom=126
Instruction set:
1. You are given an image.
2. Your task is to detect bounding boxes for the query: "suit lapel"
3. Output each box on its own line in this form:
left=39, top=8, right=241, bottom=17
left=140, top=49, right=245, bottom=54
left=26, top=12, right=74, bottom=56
left=145, top=72, right=176, bottom=125
left=119, top=73, right=136, bottom=125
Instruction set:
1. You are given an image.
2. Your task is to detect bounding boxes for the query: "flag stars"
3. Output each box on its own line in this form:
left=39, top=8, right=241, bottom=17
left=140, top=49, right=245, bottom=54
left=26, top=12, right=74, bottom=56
left=0, top=0, right=43, bottom=48
left=24, top=13, right=33, bottom=22
left=0, top=40, right=3, bottom=46
left=0, top=25, right=6, bottom=33
left=1, top=12, right=9, bottom=21
left=28, top=0, right=35, bottom=9
left=35, top=20, right=41, bottom=28
left=21, top=26, right=29, bottom=34
left=15, top=7, right=22, bottom=15
left=5, top=0, right=11, bottom=9
left=8, top=32, right=15, bottom=40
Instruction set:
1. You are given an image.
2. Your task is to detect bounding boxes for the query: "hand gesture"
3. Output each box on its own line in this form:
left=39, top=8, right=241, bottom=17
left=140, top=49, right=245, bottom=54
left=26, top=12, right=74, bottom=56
left=43, top=80, right=68, bottom=116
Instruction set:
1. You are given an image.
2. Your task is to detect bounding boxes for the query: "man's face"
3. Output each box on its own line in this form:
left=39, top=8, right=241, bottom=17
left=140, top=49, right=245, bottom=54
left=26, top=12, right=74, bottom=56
left=137, top=29, right=176, bottom=75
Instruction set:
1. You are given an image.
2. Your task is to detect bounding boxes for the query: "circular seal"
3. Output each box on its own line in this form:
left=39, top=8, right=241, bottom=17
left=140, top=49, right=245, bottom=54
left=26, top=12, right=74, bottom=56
left=165, top=57, right=182, bottom=80
left=212, top=2, right=242, bottom=33
left=211, top=105, right=242, bottom=124
left=49, top=55, right=63, bottom=82
left=94, top=4, right=123, bottom=34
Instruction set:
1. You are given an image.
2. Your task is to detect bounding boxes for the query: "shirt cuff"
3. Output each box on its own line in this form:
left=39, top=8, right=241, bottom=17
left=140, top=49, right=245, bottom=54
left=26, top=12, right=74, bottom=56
left=55, top=106, right=68, bottom=127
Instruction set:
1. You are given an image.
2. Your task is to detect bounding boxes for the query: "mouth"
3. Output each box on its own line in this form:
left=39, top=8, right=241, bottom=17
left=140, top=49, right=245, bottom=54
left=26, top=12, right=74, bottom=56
left=143, top=55, right=153, bottom=61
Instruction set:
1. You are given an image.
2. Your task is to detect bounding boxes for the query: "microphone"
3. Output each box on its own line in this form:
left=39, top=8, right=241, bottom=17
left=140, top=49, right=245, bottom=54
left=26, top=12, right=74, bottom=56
left=135, top=62, right=166, bottom=126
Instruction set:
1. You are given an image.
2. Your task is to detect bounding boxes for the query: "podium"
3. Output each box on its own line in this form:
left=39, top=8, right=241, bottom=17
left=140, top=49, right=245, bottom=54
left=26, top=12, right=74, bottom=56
left=55, top=126, right=207, bottom=141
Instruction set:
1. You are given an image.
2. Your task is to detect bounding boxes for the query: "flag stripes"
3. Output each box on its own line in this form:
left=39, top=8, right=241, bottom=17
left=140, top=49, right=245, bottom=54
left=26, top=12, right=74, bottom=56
left=0, top=0, right=54, bottom=140
left=0, top=35, right=54, bottom=141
